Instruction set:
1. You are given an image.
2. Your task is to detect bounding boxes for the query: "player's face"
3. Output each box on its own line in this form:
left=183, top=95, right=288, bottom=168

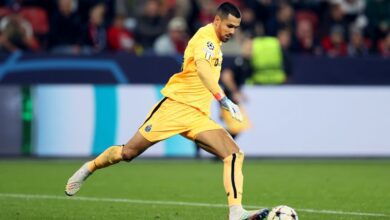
left=216, top=14, right=241, bottom=42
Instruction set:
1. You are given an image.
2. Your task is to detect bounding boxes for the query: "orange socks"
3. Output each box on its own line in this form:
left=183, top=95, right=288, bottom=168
left=223, top=151, right=244, bottom=206
left=87, top=146, right=123, bottom=172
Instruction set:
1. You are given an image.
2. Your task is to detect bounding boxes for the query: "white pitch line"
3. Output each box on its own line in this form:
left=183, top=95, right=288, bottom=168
left=0, top=193, right=389, bottom=218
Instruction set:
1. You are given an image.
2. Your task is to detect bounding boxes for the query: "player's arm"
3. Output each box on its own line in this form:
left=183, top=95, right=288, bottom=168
left=195, top=58, right=242, bottom=122
left=196, top=59, right=224, bottom=100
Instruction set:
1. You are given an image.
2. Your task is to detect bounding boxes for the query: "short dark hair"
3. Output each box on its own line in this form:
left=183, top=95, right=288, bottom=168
left=216, top=2, right=241, bottom=19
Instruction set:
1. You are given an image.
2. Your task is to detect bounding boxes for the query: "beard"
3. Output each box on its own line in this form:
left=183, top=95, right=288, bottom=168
left=222, top=34, right=232, bottom=42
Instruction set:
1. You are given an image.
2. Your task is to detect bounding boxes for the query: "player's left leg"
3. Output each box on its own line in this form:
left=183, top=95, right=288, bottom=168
left=194, top=129, right=268, bottom=220
left=66, top=97, right=186, bottom=196
left=65, top=131, right=155, bottom=196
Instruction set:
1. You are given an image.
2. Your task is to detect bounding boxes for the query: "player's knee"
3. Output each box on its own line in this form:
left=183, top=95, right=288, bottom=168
left=227, top=138, right=240, bottom=154
left=234, top=150, right=244, bottom=160
left=223, top=150, right=245, bottom=162
left=232, top=145, right=241, bottom=153
left=227, top=146, right=241, bottom=156
left=121, top=147, right=140, bottom=162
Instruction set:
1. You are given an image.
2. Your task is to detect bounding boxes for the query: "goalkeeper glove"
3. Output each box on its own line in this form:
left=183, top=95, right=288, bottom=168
left=219, top=96, right=243, bottom=122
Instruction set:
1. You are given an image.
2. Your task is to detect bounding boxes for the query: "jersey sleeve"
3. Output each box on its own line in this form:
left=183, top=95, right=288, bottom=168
left=193, top=36, right=216, bottom=64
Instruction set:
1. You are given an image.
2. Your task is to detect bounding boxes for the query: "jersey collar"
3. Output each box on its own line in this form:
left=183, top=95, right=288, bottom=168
left=207, top=23, right=222, bottom=45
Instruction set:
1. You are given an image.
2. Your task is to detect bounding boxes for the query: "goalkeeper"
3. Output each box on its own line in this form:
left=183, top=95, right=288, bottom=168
left=65, top=2, right=269, bottom=220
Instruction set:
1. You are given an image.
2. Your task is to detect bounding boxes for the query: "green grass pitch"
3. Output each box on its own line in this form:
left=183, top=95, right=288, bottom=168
left=0, top=159, right=389, bottom=219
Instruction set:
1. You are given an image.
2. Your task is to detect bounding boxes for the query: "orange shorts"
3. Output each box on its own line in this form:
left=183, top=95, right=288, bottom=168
left=139, top=97, right=223, bottom=142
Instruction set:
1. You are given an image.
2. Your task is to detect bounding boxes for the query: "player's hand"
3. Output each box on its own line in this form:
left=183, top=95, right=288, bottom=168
left=219, top=96, right=243, bottom=122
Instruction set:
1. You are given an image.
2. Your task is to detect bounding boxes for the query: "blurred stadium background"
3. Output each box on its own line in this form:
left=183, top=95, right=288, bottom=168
left=0, top=0, right=390, bottom=219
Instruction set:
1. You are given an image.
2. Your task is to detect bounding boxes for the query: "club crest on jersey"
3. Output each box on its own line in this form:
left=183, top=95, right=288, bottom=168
left=145, top=124, right=152, bottom=132
left=206, top=41, right=214, bottom=50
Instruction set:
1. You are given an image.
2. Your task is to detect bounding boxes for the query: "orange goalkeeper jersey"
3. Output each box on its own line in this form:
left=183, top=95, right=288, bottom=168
left=161, top=23, right=223, bottom=116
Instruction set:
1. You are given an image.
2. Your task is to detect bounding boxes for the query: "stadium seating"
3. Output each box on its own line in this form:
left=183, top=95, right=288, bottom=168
left=19, top=7, right=49, bottom=35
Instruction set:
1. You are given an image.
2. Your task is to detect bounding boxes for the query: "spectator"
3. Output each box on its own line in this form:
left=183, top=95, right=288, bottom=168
left=239, top=7, right=263, bottom=38
left=378, top=32, right=390, bottom=57
left=320, top=2, right=348, bottom=39
left=277, top=28, right=291, bottom=50
left=78, top=0, right=114, bottom=25
left=115, top=0, right=146, bottom=18
left=196, top=0, right=217, bottom=26
left=0, top=14, right=39, bottom=52
left=292, top=19, right=321, bottom=55
left=365, top=0, right=390, bottom=51
left=244, top=0, right=274, bottom=26
left=277, top=28, right=292, bottom=79
left=266, top=1, right=295, bottom=36
left=248, top=36, right=288, bottom=85
left=134, top=0, right=166, bottom=52
left=321, top=25, right=348, bottom=57
left=330, top=0, right=366, bottom=26
left=107, top=14, right=135, bottom=53
left=49, top=0, right=82, bottom=54
left=347, top=26, right=369, bottom=56
left=173, top=0, right=193, bottom=19
left=80, top=2, right=106, bottom=53
left=154, top=16, right=189, bottom=55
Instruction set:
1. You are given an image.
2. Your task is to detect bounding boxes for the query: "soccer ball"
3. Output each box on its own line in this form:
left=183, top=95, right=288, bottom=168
left=267, top=205, right=298, bottom=220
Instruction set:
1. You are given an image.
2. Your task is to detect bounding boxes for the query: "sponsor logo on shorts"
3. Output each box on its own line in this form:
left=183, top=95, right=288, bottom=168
left=145, top=124, right=152, bottom=132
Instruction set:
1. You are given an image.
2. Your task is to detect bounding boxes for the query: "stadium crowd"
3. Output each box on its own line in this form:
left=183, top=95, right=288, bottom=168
left=0, top=0, right=389, bottom=57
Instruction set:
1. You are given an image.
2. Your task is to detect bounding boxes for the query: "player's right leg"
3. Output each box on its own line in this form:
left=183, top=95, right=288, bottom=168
left=65, top=131, right=154, bottom=196
left=194, top=129, right=269, bottom=220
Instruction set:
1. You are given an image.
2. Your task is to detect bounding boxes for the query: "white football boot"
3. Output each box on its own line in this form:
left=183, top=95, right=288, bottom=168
left=229, top=205, right=269, bottom=220
left=65, top=162, right=92, bottom=196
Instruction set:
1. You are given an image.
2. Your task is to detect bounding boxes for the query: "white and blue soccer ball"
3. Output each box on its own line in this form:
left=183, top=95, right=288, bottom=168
left=267, top=205, right=298, bottom=220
